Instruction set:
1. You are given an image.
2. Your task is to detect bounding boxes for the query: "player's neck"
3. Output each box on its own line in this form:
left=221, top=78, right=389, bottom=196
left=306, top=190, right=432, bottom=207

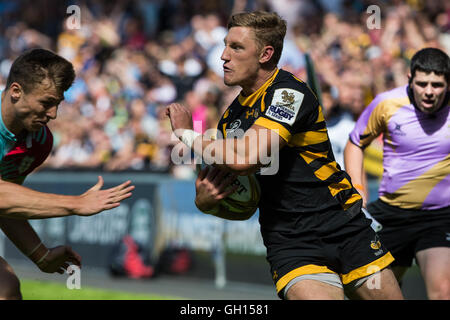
left=241, top=67, right=278, bottom=97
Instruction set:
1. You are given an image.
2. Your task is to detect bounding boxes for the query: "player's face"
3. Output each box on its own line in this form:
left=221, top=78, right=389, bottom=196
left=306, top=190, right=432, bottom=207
left=11, top=80, right=63, bottom=132
left=410, top=71, right=448, bottom=114
left=221, top=27, right=262, bottom=90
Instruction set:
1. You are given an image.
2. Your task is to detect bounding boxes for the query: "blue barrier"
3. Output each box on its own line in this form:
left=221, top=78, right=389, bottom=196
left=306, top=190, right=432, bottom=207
left=0, top=171, right=383, bottom=286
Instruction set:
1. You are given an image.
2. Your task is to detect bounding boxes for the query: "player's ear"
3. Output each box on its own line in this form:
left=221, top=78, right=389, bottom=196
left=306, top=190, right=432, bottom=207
left=259, top=45, right=274, bottom=64
left=407, top=72, right=412, bottom=85
left=9, top=82, right=23, bottom=102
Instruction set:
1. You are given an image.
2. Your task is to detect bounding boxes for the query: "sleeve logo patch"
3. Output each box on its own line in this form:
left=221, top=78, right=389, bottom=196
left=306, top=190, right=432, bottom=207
left=266, top=88, right=304, bottom=126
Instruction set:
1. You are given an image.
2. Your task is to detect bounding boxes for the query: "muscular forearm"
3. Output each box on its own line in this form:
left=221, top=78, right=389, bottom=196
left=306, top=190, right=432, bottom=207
left=344, top=140, right=368, bottom=202
left=196, top=138, right=259, bottom=174
left=0, top=217, right=45, bottom=256
left=0, top=180, right=78, bottom=219
left=189, top=126, right=282, bottom=175
left=344, top=141, right=366, bottom=184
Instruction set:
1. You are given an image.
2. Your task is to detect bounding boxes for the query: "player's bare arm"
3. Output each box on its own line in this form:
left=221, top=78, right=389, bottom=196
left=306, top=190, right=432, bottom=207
left=194, top=166, right=256, bottom=221
left=344, top=140, right=368, bottom=206
left=0, top=218, right=81, bottom=273
left=194, top=166, right=237, bottom=211
left=0, top=176, right=134, bottom=219
left=166, top=103, right=286, bottom=174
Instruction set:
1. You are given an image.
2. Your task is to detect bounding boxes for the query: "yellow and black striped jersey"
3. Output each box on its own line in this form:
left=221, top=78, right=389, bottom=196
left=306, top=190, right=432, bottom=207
left=217, top=69, right=361, bottom=232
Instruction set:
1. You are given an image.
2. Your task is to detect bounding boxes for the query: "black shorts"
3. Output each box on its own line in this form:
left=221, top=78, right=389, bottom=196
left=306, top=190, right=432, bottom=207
left=368, top=199, right=450, bottom=268
left=261, top=203, right=394, bottom=298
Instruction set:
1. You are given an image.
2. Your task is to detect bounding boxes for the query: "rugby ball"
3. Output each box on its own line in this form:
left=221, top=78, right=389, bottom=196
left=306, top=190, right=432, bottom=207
left=221, top=173, right=261, bottom=215
left=196, top=164, right=261, bottom=216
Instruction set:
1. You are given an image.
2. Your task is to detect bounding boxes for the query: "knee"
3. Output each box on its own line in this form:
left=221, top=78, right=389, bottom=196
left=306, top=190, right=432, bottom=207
left=0, top=272, right=22, bottom=300
left=427, top=279, right=450, bottom=300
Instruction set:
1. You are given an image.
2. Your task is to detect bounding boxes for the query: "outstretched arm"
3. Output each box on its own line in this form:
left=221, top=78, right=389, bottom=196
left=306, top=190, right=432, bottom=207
left=0, top=176, right=134, bottom=219
left=0, top=218, right=82, bottom=273
left=0, top=218, right=81, bottom=273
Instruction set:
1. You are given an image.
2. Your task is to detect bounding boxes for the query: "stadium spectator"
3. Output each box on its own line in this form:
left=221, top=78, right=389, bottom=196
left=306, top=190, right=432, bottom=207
left=0, top=0, right=447, bottom=180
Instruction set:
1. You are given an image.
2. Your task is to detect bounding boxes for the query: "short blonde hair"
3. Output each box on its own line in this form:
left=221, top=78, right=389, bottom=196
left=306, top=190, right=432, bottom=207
left=227, top=11, right=287, bottom=67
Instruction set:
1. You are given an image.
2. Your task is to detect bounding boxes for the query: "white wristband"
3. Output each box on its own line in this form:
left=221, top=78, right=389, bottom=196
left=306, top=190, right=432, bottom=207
left=180, top=129, right=201, bottom=149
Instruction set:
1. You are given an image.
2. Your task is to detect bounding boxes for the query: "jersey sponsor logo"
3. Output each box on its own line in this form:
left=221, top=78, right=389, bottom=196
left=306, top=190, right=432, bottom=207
left=392, top=122, right=406, bottom=136
left=245, top=109, right=259, bottom=119
left=19, top=155, right=35, bottom=174
left=227, top=119, right=241, bottom=133
left=0, top=155, right=36, bottom=180
left=266, top=89, right=303, bottom=126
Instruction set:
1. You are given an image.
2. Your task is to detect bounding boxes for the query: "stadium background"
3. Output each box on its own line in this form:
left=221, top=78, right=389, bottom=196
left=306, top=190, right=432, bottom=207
left=1, top=0, right=448, bottom=299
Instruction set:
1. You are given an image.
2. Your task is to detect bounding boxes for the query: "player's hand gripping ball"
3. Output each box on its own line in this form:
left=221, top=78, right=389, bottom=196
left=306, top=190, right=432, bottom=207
left=197, top=164, right=261, bottom=217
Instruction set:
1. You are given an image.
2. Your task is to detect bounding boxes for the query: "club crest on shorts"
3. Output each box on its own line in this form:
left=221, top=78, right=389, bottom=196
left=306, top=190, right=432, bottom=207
left=370, top=234, right=382, bottom=250
left=272, top=270, right=278, bottom=280
left=266, top=88, right=304, bottom=126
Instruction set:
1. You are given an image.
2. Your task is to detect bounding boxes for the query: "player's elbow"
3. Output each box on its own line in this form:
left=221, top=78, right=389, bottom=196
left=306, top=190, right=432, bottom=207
left=228, top=151, right=271, bottom=175
left=0, top=188, right=13, bottom=213
left=0, top=181, right=26, bottom=216
left=0, top=202, right=22, bottom=217
left=344, top=140, right=363, bottom=160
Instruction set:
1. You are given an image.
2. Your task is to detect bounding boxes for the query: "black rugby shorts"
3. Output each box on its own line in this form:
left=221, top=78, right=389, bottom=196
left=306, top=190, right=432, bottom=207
left=262, top=204, right=394, bottom=297
left=367, top=199, right=450, bottom=267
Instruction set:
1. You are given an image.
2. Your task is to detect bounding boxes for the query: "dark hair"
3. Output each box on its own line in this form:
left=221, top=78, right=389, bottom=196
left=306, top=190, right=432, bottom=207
left=6, top=48, right=75, bottom=96
left=410, top=47, right=450, bottom=83
left=227, top=11, right=287, bottom=67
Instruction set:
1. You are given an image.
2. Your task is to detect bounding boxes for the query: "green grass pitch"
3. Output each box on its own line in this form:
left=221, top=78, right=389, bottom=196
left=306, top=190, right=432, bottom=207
left=21, top=279, right=183, bottom=300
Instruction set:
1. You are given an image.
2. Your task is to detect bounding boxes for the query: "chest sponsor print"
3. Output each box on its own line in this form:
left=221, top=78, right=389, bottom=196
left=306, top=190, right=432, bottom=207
left=266, top=88, right=304, bottom=126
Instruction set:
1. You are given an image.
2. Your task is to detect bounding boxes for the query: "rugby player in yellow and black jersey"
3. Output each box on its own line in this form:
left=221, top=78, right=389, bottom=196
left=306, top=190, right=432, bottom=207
left=166, top=11, right=403, bottom=300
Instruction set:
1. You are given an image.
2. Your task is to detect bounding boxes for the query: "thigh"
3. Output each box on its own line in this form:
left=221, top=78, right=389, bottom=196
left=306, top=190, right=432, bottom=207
left=0, top=256, right=21, bottom=300
left=0, top=256, right=18, bottom=282
left=416, top=247, right=450, bottom=299
left=348, top=267, right=403, bottom=300
left=413, top=211, right=450, bottom=297
left=286, top=278, right=344, bottom=300
left=416, top=247, right=450, bottom=278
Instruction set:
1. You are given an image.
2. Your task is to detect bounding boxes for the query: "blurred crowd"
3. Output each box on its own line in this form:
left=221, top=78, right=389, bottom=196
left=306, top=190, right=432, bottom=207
left=0, top=0, right=449, bottom=178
